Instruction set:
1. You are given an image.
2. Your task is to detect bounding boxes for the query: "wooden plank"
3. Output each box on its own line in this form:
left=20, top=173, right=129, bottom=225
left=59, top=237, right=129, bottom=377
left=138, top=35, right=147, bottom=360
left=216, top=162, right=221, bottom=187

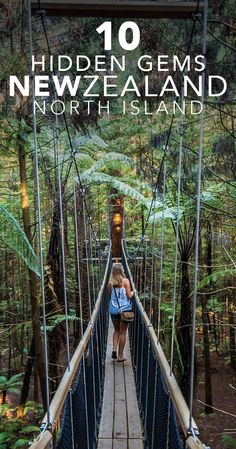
left=97, top=438, right=113, bottom=449
left=99, top=322, right=114, bottom=439
left=31, top=0, right=204, bottom=18
left=128, top=439, right=143, bottom=449
left=99, top=362, right=114, bottom=438
left=124, top=361, right=142, bottom=439
left=114, top=361, right=127, bottom=439
left=113, top=439, right=127, bottom=449
left=98, top=318, right=143, bottom=448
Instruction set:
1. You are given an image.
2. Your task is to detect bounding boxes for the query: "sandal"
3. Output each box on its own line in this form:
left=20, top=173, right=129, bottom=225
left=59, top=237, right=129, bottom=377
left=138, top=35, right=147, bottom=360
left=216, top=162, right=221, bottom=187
left=118, top=358, right=127, bottom=363
left=112, top=351, right=117, bottom=360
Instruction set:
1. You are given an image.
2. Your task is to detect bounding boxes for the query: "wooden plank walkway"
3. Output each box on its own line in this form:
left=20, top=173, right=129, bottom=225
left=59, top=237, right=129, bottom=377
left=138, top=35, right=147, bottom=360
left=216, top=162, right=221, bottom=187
left=98, top=319, right=143, bottom=449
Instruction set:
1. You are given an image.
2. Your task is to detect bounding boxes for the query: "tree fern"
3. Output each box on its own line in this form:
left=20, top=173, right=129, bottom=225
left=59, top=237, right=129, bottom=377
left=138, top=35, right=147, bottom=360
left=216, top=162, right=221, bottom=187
left=84, top=152, right=134, bottom=176
left=0, top=206, right=40, bottom=276
left=78, top=172, right=149, bottom=206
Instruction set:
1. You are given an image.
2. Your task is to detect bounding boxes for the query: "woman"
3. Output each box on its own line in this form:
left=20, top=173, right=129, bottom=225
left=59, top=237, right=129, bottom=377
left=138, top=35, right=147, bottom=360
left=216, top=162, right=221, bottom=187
left=108, top=263, right=135, bottom=362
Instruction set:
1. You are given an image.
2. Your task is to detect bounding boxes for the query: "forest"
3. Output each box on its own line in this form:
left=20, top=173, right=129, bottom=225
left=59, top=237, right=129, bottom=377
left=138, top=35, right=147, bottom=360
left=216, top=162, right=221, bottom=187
left=0, top=1, right=236, bottom=448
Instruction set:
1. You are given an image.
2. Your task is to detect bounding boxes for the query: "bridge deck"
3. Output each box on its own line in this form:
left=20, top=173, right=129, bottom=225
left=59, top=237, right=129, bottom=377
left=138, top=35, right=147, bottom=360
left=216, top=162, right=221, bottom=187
left=98, top=319, right=143, bottom=449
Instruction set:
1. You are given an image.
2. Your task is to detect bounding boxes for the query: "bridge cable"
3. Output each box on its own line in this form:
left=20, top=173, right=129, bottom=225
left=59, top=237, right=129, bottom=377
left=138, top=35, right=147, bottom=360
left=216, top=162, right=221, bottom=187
left=30, top=6, right=103, bottom=444
left=136, top=0, right=201, bottom=256
left=72, top=172, right=90, bottom=449
left=149, top=196, right=157, bottom=320
left=170, top=86, right=185, bottom=374
left=83, top=199, right=100, bottom=440
left=189, top=0, right=209, bottom=435
left=157, top=157, right=167, bottom=342
left=54, top=110, right=75, bottom=449
left=27, top=0, right=50, bottom=428
left=35, top=2, right=100, bottom=252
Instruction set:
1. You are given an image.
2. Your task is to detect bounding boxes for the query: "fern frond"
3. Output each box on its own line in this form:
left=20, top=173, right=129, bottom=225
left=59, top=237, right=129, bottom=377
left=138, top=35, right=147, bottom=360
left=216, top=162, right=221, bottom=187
left=84, top=152, right=134, bottom=176
left=78, top=172, right=149, bottom=206
left=0, top=206, right=40, bottom=276
left=149, top=207, right=184, bottom=222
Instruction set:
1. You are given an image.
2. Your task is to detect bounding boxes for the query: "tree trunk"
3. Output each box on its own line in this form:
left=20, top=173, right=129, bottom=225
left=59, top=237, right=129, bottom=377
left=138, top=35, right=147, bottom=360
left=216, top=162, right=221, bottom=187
left=20, top=337, right=35, bottom=406
left=177, top=255, right=192, bottom=404
left=229, top=304, right=236, bottom=370
left=201, top=224, right=213, bottom=414
left=110, top=189, right=124, bottom=259
left=45, top=202, right=65, bottom=394
left=17, top=126, right=47, bottom=410
left=74, top=188, right=88, bottom=341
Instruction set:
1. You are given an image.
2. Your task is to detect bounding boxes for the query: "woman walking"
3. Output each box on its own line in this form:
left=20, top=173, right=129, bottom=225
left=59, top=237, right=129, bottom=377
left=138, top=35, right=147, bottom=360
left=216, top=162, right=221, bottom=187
left=108, top=263, right=135, bottom=362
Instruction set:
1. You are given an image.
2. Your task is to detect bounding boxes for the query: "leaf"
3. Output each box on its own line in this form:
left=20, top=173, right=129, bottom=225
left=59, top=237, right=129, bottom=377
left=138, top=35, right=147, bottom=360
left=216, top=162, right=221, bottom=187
left=0, top=206, right=40, bottom=276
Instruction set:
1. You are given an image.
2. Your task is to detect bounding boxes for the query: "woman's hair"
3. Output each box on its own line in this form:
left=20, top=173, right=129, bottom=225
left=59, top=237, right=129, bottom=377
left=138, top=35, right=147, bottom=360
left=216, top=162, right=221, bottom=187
left=109, top=263, right=125, bottom=286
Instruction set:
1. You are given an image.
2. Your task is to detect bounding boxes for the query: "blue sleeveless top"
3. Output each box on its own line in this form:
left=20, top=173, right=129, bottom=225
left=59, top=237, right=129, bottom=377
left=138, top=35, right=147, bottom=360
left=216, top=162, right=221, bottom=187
left=109, top=286, right=132, bottom=315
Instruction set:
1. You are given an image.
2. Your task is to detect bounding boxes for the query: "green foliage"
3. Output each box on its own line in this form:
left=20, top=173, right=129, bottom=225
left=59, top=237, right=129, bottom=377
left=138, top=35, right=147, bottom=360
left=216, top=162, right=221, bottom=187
left=44, top=313, right=79, bottom=333
left=20, top=426, right=40, bottom=434
left=0, top=432, right=9, bottom=449
left=79, top=171, right=149, bottom=206
left=222, top=434, right=236, bottom=449
left=73, top=134, right=108, bottom=150
left=196, top=268, right=236, bottom=292
left=0, top=402, right=42, bottom=449
left=206, top=298, right=224, bottom=313
left=14, top=439, right=29, bottom=448
left=84, top=152, right=134, bottom=176
left=0, top=206, right=40, bottom=276
left=149, top=207, right=184, bottom=222
left=0, top=373, right=23, bottom=399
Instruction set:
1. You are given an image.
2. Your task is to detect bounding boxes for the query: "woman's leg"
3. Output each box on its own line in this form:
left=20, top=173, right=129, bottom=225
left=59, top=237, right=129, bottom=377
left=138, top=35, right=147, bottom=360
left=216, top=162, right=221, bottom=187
left=112, top=317, right=120, bottom=353
left=118, top=321, right=129, bottom=361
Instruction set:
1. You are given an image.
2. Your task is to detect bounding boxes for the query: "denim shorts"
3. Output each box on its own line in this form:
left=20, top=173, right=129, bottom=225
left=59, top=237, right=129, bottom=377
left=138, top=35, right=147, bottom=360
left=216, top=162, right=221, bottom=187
left=110, top=313, right=121, bottom=321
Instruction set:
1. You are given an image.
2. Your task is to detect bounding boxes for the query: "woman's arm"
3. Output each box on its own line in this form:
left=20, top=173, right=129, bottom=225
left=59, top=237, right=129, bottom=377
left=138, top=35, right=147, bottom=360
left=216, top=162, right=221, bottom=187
left=123, top=278, right=134, bottom=299
left=108, top=282, right=113, bottom=295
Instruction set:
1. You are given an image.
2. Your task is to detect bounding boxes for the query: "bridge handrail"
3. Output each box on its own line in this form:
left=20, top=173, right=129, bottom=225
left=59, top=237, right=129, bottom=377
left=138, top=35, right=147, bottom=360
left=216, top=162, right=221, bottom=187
left=122, top=241, right=205, bottom=449
left=30, top=243, right=111, bottom=448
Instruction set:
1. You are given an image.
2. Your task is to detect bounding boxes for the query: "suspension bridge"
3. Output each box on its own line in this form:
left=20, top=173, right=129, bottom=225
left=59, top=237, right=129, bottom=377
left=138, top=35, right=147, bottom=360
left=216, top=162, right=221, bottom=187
left=30, top=241, right=205, bottom=449
left=23, top=0, right=210, bottom=448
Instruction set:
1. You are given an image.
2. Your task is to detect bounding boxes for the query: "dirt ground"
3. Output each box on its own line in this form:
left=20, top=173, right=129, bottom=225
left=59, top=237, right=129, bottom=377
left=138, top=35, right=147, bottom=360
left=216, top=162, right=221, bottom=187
left=193, top=352, right=236, bottom=449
